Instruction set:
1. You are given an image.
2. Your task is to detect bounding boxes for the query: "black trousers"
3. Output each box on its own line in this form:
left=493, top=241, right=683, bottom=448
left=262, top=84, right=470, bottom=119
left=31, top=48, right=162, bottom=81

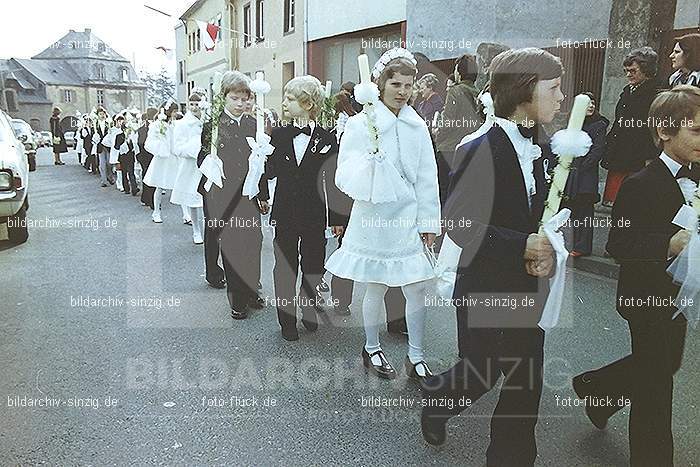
left=273, top=222, right=325, bottom=330
left=137, top=153, right=154, bottom=208
left=424, top=324, right=545, bottom=467
left=120, top=154, right=137, bottom=194
left=436, top=150, right=453, bottom=207
left=582, top=314, right=686, bottom=467
left=563, top=196, right=594, bottom=255
left=202, top=200, right=225, bottom=285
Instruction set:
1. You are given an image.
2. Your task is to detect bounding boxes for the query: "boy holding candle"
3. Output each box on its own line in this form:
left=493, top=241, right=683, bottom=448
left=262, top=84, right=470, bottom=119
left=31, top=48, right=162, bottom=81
left=257, top=75, right=343, bottom=341
left=572, top=85, right=700, bottom=467
left=197, top=71, right=266, bottom=318
left=420, top=48, right=563, bottom=466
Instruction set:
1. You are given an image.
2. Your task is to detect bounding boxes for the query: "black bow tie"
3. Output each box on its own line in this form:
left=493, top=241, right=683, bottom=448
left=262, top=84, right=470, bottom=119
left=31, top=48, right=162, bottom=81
left=676, top=165, right=694, bottom=180
left=291, top=125, right=312, bottom=137
left=517, top=124, right=536, bottom=140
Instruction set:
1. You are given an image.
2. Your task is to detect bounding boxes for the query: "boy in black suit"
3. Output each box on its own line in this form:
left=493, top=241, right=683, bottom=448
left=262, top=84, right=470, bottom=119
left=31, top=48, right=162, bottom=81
left=198, top=71, right=265, bottom=319
left=420, top=48, right=564, bottom=466
left=573, top=85, right=700, bottom=467
left=137, top=107, right=158, bottom=208
left=258, top=76, right=343, bottom=341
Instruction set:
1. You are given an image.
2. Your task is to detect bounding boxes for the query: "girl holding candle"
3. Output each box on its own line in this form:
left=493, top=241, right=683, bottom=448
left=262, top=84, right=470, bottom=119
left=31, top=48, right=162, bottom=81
left=143, top=102, right=180, bottom=223
left=171, top=91, right=206, bottom=244
left=325, top=48, right=441, bottom=380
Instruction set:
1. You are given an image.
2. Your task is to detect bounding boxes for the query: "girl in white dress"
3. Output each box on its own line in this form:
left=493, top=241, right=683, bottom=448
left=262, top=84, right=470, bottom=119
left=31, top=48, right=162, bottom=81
left=325, top=49, right=441, bottom=381
left=143, top=103, right=180, bottom=224
left=171, top=92, right=205, bottom=244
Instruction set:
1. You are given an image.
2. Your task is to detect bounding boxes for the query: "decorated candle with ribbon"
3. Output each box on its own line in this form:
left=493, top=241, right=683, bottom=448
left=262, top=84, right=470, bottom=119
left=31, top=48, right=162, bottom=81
left=540, top=94, right=593, bottom=225
left=209, top=71, right=224, bottom=157
left=358, top=54, right=370, bottom=84
left=254, top=71, right=265, bottom=137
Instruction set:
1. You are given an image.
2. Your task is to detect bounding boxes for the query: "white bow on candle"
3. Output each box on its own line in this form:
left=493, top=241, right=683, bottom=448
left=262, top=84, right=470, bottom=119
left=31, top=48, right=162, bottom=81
left=243, top=71, right=274, bottom=199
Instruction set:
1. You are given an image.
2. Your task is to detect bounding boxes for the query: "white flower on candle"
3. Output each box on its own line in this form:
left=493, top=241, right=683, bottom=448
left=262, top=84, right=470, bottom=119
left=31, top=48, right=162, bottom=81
left=677, top=178, right=699, bottom=205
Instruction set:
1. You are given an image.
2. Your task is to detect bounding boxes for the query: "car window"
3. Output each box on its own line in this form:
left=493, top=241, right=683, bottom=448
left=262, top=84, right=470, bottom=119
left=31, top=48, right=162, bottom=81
left=11, top=120, right=32, bottom=136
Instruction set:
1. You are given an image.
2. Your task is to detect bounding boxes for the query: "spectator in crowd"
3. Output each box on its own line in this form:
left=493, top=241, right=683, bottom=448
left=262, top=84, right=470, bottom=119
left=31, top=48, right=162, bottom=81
left=669, top=33, right=700, bottom=87
left=601, top=47, right=660, bottom=207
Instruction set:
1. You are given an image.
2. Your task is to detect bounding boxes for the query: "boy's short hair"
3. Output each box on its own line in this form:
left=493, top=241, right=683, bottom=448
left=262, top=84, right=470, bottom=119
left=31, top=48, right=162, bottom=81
left=649, top=85, right=700, bottom=148
left=143, top=107, right=158, bottom=121
left=96, top=106, right=107, bottom=115
left=674, top=33, right=700, bottom=71
left=220, top=71, right=252, bottom=99
left=188, top=91, right=203, bottom=102
left=455, top=54, right=478, bottom=83
left=489, top=48, right=563, bottom=118
left=284, top=75, right=324, bottom=118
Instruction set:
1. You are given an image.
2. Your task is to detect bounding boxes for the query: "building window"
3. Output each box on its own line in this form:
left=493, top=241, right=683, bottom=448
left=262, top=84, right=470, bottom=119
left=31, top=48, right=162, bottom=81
left=97, top=43, right=106, bottom=53
left=282, top=61, right=295, bottom=88
left=255, top=0, right=264, bottom=41
left=63, top=89, right=73, bottom=103
left=284, top=0, right=295, bottom=33
left=97, top=90, right=105, bottom=106
left=179, top=61, right=186, bottom=85
left=121, top=67, right=129, bottom=81
left=196, top=29, right=201, bottom=52
left=188, top=33, right=192, bottom=54
left=243, top=4, right=251, bottom=47
left=94, top=64, right=106, bottom=80
left=4, top=90, right=17, bottom=112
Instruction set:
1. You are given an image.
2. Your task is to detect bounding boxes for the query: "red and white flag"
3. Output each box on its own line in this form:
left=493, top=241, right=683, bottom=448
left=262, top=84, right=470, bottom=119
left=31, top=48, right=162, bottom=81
left=196, top=21, right=220, bottom=52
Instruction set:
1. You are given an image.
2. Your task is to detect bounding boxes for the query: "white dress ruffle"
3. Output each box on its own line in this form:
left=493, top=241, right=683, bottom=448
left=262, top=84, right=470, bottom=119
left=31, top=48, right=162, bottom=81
left=170, top=112, right=204, bottom=207
left=143, top=122, right=179, bottom=190
left=325, top=101, right=441, bottom=286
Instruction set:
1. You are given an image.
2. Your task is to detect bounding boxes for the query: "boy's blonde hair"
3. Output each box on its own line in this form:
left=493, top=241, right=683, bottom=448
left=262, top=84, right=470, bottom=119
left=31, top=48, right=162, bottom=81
left=649, top=85, right=700, bottom=148
left=284, top=76, right=324, bottom=118
left=220, top=70, right=252, bottom=99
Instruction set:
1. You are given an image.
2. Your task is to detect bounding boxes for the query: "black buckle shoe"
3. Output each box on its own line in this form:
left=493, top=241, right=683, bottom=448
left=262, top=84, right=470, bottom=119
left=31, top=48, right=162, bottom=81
left=301, top=308, right=318, bottom=332
left=572, top=372, right=609, bottom=429
left=405, top=357, right=433, bottom=381
left=247, top=296, right=265, bottom=310
left=362, top=348, right=396, bottom=379
left=207, top=279, right=226, bottom=289
left=230, top=307, right=248, bottom=320
left=281, top=326, right=299, bottom=341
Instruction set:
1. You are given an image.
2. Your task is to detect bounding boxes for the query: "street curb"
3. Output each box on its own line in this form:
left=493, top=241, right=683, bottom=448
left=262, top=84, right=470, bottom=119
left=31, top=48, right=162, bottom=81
left=570, top=255, right=619, bottom=279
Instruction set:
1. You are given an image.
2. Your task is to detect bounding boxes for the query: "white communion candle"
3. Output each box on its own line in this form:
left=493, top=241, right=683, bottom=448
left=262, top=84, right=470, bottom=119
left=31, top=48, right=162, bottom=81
left=325, top=80, right=332, bottom=98
left=567, top=94, right=590, bottom=131
left=213, top=72, right=223, bottom=96
left=358, top=55, right=370, bottom=84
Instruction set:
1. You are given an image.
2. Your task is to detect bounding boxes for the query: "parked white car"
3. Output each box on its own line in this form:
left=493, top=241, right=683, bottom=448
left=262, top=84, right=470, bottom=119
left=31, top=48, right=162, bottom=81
left=0, top=110, right=30, bottom=244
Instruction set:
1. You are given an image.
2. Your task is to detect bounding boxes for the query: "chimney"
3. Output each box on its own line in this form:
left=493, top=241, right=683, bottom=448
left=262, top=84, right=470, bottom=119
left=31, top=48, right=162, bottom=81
left=85, top=28, right=92, bottom=34
left=69, top=29, right=76, bottom=33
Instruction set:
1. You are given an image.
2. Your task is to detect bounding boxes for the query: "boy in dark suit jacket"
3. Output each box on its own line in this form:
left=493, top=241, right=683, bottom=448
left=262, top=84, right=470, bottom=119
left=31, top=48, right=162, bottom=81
left=258, top=76, right=344, bottom=341
left=197, top=71, right=265, bottom=319
left=420, top=48, right=564, bottom=466
left=573, top=85, right=700, bottom=467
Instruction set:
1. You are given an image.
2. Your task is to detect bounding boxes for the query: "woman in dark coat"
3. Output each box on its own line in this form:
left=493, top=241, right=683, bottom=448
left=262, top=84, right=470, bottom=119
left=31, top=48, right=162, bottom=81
left=564, top=93, right=609, bottom=256
left=49, top=107, right=67, bottom=165
left=600, top=47, right=660, bottom=206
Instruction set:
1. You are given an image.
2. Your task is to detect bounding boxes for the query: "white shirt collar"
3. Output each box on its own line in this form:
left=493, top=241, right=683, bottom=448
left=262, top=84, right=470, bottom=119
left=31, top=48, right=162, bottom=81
left=659, top=151, right=690, bottom=177
left=224, top=108, right=243, bottom=123
left=493, top=116, right=542, bottom=207
left=494, top=116, right=530, bottom=146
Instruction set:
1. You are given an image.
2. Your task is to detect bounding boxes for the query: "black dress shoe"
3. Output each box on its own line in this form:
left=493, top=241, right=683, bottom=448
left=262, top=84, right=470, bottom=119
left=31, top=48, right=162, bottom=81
left=362, top=348, right=396, bottom=379
left=405, top=357, right=433, bottom=381
left=281, top=327, right=299, bottom=341
left=334, top=305, right=351, bottom=316
left=572, top=372, right=609, bottom=429
left=421, top=406, right=447, bottom=446
left=256, top=281, right=262, bottom=290
left=316, top=278, right=330, bottom=293
left=301, top=308, right=318, bottom=332
left=207, top=279, right=226, bottom=289
left=132, top=188, right=140, bottom=196
left=230, top=307, right=248, bottom=320
left=247, top=296, right=265, bottom=310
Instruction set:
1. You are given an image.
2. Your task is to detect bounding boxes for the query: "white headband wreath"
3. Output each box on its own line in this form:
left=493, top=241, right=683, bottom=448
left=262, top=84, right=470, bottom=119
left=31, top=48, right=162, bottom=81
left=371, top=47, right=417, bottom=80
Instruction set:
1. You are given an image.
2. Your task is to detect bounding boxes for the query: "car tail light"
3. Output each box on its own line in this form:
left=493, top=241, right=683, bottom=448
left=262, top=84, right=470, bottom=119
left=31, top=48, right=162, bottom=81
left=14, top=177, right=22, bottom=189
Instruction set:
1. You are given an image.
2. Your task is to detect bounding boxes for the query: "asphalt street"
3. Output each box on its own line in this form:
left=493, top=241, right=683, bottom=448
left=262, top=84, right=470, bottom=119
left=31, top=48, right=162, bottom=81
left=1, top=147, right=697, bottom=466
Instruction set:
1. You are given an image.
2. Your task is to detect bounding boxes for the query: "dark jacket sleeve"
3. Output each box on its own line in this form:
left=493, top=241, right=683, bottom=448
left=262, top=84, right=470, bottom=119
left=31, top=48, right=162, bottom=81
left=446, top=142, right=529, bottom=266
left=321, top=137, right=352, bottom=226
left=197, top=121, right=212, bottom=168
left=581, top=119, right=608, bottom=169
left=606, top=176, right=673, bottom=262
